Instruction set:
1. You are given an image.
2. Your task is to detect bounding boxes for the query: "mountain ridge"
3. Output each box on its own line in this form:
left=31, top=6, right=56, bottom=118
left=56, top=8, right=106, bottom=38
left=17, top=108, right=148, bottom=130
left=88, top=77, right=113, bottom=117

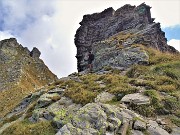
left=0, top=38, right=57, bottom=118
left=0, top=3, right=180, bottom=135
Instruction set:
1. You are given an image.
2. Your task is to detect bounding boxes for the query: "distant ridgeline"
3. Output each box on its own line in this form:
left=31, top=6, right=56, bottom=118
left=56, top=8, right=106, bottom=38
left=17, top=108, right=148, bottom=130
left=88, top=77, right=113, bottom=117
left=0, top=38, right=57, bottom=118
left=75, top=3, right=178, bottom=72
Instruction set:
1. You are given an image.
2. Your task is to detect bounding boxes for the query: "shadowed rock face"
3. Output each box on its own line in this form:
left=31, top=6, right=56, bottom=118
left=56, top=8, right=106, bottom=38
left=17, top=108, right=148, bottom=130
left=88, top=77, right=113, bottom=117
left=75, top=3, right=178, bottom=72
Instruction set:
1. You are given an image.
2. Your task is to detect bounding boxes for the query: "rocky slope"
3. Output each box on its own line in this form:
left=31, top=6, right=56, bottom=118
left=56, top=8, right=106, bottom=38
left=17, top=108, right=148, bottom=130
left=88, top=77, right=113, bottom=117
left=1, top=59, right=180, bottom=135
left=0, top=3, right=180, bottom=135
left=0, top=38, right=57, bottom=118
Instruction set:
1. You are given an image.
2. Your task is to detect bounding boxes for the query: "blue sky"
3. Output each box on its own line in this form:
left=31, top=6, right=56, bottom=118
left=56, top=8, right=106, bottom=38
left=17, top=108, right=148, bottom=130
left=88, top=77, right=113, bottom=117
left=163, top=25, right=180, bottom=41
left=0, top=0, right=180, bottom=77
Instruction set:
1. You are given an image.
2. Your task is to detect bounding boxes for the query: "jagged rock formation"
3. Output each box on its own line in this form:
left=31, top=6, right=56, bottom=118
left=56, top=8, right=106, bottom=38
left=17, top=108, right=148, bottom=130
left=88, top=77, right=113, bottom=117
left=0, top=38, right=57, bottom=118
left=30, top=47, right=41, bottom=59
left=75, top=3, right=178, bottom=72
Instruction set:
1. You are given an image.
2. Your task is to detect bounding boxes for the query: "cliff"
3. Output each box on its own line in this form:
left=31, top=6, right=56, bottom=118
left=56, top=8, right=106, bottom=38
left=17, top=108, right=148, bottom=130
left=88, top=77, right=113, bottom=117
left=75, top=3, right=178, bottom=72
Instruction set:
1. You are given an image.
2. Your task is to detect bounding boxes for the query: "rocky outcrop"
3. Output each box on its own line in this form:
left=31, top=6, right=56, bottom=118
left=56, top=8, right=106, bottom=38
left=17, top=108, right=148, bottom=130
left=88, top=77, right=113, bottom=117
left=30, top=47, right=41, bottom=59
left=92, top=39, right=149, bottom=71
left=75, top=3, right=178, bottom=72
left=56, top=103, right=123, bottom=135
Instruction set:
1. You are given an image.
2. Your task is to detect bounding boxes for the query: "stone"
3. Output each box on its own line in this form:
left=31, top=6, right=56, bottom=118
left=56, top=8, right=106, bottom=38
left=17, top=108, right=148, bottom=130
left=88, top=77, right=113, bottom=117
left=56, top=103, right=123, bottom=135
left=120, top=109, right=140, bottom=123
left=37, top=97, right=52, bottom=108
left=156, top=118, right=166, bottom=125
left=96, top=81, right=106, bottom=88
left=48, top=97, right=82, bottom=129
left=30, top=47, right=41, bottom=58
left=118, top=122, right=129, bottom=135
left=133, top=119, right=146, bottom=131
left=55, top=123, right=74, bottom=135
left=147, top=120, right=170, bottom=135
left=5, top=89, right=45, bottom=119
left=48, top=88, right=65, bottom=95
left=36, top=93, right=61, bottom=108
left=121, top=93, right=150, bottom=105
left=95, top=92, right=115, bottom=103
left=171, top=127, right=180, bottom=135
left=131, top=130, right=144, bottom=135
left=147, top=126, right=170, bottom=135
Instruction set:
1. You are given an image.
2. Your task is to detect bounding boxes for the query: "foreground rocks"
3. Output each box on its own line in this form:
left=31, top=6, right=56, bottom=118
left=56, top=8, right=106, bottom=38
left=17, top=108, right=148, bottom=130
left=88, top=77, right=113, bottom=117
left=56, top=103, right=122, bottom=135
left=1, top=84, right=175, bottom=135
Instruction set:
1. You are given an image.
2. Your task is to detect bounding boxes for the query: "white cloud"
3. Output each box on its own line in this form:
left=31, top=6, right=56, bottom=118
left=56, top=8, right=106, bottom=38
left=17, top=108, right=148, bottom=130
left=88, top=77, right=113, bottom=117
left=0, top=31, right=13, bottom=41
left=168, top=39, right=180, bottom=52
left=0, top=0, right=180, bottom=77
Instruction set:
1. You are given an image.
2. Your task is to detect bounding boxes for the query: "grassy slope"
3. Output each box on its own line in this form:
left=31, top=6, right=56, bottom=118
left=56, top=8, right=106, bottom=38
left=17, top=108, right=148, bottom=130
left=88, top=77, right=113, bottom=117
left=1, top=120, right=56, bottom=135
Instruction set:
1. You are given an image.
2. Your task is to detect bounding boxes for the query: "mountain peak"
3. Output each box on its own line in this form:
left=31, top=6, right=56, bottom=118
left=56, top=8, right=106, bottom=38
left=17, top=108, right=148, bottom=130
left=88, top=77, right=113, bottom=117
left=0, top=38, right=57, bottom=118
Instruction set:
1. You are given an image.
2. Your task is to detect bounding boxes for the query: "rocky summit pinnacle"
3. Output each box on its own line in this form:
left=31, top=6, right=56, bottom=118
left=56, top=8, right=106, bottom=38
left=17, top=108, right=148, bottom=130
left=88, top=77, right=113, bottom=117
left=75, top=3, right=178, bottom=72
left=0, top=38, right=57, bottom=118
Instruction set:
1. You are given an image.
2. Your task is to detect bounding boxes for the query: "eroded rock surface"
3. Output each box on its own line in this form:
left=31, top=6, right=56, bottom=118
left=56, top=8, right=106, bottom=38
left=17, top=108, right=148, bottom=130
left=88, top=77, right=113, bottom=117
left=75, top=3, right=178, bottom=72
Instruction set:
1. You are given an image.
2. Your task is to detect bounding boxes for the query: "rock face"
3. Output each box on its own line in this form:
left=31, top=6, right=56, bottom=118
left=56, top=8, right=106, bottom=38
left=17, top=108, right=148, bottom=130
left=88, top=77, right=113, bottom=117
left=93, top=40, right=149, bottom=71
left=75, top=3, right=178, bottom=72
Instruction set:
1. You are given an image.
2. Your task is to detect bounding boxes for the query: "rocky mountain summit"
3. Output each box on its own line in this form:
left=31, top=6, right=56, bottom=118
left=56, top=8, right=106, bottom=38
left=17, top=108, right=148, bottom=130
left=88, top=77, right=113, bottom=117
left=0, top=38, right=57, bottom=118
left=75, top=3, right=178, bottom=72
left=0, top=3, right=180, bottom=135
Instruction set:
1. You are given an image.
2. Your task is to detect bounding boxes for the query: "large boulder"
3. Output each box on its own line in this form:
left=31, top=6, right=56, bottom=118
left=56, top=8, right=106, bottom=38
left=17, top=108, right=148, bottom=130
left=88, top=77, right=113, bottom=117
left=56, top=103, right=123, bottom=135
left=133, top=119, right=146, bottom=131
left=121, top=93, right=150, bottom=105
left=147, top=120, right=170, bottom=135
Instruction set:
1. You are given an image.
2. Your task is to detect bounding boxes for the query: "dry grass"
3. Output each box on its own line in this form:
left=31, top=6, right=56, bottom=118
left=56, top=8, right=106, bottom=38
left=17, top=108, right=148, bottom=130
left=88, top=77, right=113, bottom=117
left=0, top=62, right=56, bottom=118
left=1, top=119, right=56, bottom=135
